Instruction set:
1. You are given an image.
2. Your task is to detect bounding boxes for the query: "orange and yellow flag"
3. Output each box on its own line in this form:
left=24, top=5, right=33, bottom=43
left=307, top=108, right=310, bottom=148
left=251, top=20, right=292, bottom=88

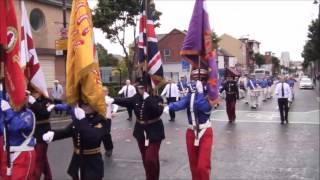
left=66, top=0, right=106, bottom=117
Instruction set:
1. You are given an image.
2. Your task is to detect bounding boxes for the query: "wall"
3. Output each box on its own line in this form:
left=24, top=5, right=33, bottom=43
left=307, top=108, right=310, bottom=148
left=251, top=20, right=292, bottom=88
left=219, top=34, right=247, bottom=68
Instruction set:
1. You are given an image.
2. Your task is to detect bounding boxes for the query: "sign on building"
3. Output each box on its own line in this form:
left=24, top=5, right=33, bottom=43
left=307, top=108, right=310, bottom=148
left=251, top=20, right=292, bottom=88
left=181, top=60, right=190, bottom=72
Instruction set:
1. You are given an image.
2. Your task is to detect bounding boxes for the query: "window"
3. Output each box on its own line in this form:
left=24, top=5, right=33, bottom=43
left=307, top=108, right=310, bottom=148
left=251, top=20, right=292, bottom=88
left=164, top=48, right=171, bottom=57
left=30, top=9, right=45, bottom=31
left=163, top=48, right=172, bottom=61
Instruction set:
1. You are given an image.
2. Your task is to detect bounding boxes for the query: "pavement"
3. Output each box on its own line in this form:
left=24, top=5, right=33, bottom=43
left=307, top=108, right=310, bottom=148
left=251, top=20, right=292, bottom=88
left=47, top=85, right=319, bottom=180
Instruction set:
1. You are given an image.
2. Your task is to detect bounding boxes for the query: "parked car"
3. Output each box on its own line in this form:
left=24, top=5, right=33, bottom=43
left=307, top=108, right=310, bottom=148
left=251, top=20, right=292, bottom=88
left=299, top=78, right=314, bottom=89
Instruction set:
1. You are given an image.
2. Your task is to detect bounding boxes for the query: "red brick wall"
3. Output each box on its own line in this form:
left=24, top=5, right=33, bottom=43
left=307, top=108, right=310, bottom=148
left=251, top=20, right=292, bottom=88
left=264, top=53, right=272, bottom=64
left=158, top=29, right=185, bottom=63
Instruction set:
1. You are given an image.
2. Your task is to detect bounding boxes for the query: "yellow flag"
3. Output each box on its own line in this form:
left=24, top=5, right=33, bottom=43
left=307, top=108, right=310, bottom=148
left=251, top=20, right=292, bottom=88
left=66, top=0, right=106, bottom=117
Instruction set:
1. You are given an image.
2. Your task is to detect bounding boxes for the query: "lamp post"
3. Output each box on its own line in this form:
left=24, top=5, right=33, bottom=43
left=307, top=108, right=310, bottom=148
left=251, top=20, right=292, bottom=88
left=314, top=0, right=320, bottom=19
left=313, top=0, right=319, bottom=84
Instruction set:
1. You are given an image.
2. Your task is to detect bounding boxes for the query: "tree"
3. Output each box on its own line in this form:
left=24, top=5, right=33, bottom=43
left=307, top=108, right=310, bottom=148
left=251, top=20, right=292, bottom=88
left=96, top=43, right=119, bottom=67
left=93, top=0, right=162, bottom=79
left=302, top=18, right=320, bottom=67
left=211, top=31, right=220, bottom=50
left=271, top=56, right=280, bottom=74
left=253, top=53, right=265, bottom=67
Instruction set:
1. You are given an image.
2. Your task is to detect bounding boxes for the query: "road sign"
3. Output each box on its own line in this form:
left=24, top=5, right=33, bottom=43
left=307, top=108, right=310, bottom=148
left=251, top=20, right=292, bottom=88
left=56, top=50, right=63, bottom=56
left=55, top=39, right=68, bottom=50
left=181, top=60, right=190, bottom=72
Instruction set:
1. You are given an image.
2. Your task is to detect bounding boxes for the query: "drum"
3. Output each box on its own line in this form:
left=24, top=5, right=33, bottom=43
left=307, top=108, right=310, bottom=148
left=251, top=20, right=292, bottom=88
left=251, top=90, right=261, bottom=97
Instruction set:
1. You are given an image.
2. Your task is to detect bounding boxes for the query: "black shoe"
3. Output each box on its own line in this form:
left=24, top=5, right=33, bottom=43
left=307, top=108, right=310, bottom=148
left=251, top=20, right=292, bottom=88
left=105, top=150, right=113, bottom=157
left=281, top=121, right=284, bottom=124
left=285, top=120, right=289, bottom=124
left=169, top=118, right=175, bottom=122
left=127, top=118, right=132, bottom=121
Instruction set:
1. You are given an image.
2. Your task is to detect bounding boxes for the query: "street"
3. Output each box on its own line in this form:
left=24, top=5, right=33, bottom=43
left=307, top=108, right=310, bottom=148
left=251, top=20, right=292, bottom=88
left=48, top=86, right=319, bottom=180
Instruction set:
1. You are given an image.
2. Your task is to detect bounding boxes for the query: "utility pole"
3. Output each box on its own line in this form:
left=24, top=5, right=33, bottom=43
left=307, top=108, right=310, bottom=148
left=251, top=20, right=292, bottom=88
left=62, top=0, right=67, bottom=29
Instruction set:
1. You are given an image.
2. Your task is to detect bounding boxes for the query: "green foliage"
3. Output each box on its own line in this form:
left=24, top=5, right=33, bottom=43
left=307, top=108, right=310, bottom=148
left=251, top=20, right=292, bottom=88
left=302, top=18, right=320, bottom=67
left=271, top=56, right=280, bottom=74
left=211, top=31, right=220, bottom=50
left=116, top=60, right=129, bottom=80
left=96, top=43, right=119, bottom=67
left=253, top=53, right=265, bottom=67
left=93, top=0, right=162, bottom=79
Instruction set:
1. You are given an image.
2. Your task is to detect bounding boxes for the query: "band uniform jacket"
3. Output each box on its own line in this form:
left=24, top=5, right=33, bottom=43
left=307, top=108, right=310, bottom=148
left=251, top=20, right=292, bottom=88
left=29, top=97, right=52, bottom=143
left=220, top=80, right=239, bottom=102
left=114, top=93, right=165, bottom=143
left=52, top=112, right=107, bottom=179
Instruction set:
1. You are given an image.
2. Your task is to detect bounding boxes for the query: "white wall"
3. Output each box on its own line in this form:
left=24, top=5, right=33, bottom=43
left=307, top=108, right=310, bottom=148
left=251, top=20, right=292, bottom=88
left=229, top=57, right=237, bottom=67
left=163, top=63, right=190, bottom=82
left=218, top=56, right=224, bottom=69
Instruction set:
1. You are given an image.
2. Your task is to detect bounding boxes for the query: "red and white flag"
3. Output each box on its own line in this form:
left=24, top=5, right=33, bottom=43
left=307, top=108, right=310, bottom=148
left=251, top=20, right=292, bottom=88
left=20, top=0, right=48, bottom=97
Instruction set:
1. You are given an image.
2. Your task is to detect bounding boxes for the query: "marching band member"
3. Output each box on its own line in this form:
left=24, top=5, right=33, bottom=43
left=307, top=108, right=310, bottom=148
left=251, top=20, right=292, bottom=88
left=177, top=76, right=189, bottom=98
left=0, top=98, right=36, bottom=180
left=43, top=103, right=107, bottom=180
left=27, top=90, right=53, bottom=180
left=113, top=82, right=165, bottom=180
left=102, top=86, right=118, bottom=157
left=165, top=69, right=213, bottom=180
left=219, top=69, right=239, bottom=123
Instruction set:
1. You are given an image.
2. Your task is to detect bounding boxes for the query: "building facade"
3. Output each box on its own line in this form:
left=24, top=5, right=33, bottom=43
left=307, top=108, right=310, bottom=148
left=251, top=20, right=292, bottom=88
left=280, top=51, right=290, bottom=68
left=239, top=38, right=260, bottom=73
left=14, top=0, right=71, bottom=93
left=157, top=29, right=190, bottom=82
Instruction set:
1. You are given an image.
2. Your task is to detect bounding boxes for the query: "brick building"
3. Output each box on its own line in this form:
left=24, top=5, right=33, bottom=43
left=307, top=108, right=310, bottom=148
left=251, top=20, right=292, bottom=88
left=157, top=29, right=190, bottom=82
left=13, top=0, right=71, bottom=94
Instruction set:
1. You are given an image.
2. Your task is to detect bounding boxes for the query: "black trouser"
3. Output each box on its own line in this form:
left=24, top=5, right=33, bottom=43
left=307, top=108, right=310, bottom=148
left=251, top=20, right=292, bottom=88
left=167, top=97, right=176, bottom=119
left=278, top=98, right=289, bottom=122
left=53, top=99, right=63, bottom=115
left=127, top=106, right=133, bottom=119
left=102, top=119, right=113, bottom=151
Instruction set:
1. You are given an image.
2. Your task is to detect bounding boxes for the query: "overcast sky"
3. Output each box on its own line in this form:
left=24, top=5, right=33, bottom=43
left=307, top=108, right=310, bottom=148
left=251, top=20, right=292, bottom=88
left=89, top=0, right=319, bottom=62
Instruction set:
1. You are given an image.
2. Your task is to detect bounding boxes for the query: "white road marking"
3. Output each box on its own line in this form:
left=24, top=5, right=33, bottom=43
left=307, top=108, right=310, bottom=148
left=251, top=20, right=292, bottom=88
left=213, top=109, right=319, bottom=114
left=212, top=118, right=319, bottom=125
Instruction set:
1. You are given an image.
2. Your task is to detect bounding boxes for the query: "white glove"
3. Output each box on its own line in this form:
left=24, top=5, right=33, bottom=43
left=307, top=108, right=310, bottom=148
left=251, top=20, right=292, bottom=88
left=28, top=96, right=36, bottom=104
left=42, top=131, right=55, bottom=143
left=1, top=100, right=11, bottom=111
left=108, top=98, right=114, bottom=104
left=74, top=107, right=85, bottom=120
left=47, top=104, right=55, bottom=112
left=163, top=106, right=170, bottom=114
left=196, top=80, right=204, bottom=93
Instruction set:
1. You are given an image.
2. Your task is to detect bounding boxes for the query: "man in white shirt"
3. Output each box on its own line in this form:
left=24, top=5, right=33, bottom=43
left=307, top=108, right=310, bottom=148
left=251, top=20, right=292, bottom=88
left=102, top=86, right=118, bottom=157
left=274, top=76, right=292, bottom=124
left=161, top=80, right=179, bottom=121
left=51, top=80, right=64, bottom=116
left=118, top=79, right=136, bottom=121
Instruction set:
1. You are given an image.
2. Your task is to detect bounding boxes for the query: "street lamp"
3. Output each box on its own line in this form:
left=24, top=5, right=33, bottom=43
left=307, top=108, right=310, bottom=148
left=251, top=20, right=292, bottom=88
left=314, top=0, right=320, bottom=19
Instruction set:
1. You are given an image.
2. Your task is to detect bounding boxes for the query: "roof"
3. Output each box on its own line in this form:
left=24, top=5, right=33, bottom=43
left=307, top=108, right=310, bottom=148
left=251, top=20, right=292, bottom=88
left=158, top=28, right=186, bottom=43
left=133, top=28, right=186, bottom=45
left=217, top=48, right=234, bottom=57
left=157, top=34, right=166, bottom=41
